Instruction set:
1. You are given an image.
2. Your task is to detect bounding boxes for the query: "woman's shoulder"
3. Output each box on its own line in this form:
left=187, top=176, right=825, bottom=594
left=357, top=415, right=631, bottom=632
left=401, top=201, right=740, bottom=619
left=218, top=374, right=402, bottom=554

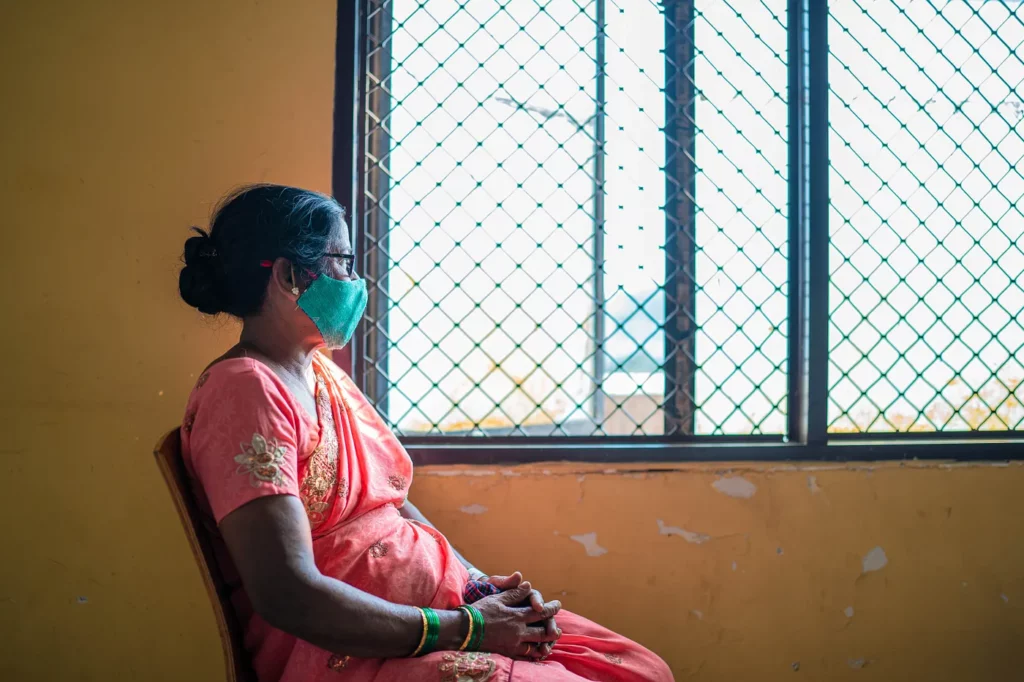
left=195, top=356, right=270, bottom=386
left=188, top=357, right=293, bottom=407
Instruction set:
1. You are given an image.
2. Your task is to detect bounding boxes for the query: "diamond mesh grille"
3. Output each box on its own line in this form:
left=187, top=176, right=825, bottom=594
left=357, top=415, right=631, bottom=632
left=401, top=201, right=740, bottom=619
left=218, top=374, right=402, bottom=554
left=827, top=0, right=1024, bottom=432
left=357, top=0, right=791, bottom=437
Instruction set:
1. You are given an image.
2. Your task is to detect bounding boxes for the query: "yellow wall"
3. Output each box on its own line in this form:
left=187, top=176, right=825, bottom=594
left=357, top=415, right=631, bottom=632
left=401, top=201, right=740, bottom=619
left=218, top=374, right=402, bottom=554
left=415, top=461, right=1024, bottom=680
left=0, top=2, right=1021, bottom=681
left=0, top=1, right=334, bottom=679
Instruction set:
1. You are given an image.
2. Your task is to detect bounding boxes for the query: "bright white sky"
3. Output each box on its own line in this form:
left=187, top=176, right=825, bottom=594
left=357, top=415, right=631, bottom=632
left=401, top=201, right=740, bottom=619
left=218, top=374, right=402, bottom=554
left=379, top=0, right=1023, bottom=435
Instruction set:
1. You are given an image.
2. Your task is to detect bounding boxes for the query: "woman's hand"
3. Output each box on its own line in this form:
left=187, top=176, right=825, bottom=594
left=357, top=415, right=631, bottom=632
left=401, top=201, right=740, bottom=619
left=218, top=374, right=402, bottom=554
left=472, top=582, right=561, bottom=659
left=483, top=572, right=560, bottom=659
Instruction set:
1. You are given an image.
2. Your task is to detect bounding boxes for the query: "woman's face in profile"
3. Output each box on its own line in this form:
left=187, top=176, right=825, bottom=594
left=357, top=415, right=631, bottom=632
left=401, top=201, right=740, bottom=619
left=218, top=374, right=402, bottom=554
left=267, top=219, right=358, bottom=347
left=319, top=220, right=357, bottom=283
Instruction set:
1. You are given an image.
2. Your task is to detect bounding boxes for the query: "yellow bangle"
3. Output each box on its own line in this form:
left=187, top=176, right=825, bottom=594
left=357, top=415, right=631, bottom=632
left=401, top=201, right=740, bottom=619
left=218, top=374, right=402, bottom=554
left=410, top=607, right=429, bottom=657
left=457, top=606, right=475, bottom=652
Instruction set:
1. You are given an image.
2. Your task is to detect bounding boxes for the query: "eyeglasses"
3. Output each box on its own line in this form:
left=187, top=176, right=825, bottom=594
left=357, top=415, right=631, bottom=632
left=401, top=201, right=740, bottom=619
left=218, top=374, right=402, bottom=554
left=324, top=253, right=356, bottom=277
left=259, top=254, right=356, bottom=278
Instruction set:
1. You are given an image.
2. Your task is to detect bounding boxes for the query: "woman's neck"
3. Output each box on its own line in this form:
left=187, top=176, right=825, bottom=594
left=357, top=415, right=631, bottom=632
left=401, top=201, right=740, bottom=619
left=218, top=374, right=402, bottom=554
left=238, top=317, right=320, bottom=384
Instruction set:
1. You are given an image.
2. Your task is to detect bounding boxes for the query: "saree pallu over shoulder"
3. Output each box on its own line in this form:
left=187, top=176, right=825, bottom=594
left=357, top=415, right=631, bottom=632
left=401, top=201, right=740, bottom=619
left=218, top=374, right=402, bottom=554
left=303, top=355, right=467, bottom=610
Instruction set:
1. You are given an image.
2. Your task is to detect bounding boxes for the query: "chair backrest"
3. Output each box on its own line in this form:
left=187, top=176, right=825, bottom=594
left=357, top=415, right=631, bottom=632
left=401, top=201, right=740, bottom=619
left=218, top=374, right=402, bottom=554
left=153, top=428, right=255, bottom=682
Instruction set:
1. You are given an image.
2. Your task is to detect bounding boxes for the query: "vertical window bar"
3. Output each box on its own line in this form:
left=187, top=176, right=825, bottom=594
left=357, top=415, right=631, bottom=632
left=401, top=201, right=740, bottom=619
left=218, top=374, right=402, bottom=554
left=362, top=0, right=393, bottom=411
left=664, top=0, right=698, bottom=436
left=332, top=0, right=365, bottom=376
left=786, top=0, right=809, bottom=443
left=807, top=0, right=830, bottom=444
left=592, top=0, right=608, bottom=430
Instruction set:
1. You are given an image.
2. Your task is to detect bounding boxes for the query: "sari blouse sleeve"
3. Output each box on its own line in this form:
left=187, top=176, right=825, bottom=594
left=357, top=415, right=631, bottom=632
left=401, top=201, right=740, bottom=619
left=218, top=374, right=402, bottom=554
left=185, top=360, right=308, bottom=524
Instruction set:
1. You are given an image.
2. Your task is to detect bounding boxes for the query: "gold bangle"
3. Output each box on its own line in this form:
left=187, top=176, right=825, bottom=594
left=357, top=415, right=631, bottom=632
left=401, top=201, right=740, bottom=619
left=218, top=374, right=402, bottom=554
left=457, top=606, right=475, bottom=652
left=410, top=607, right=429, bottom=657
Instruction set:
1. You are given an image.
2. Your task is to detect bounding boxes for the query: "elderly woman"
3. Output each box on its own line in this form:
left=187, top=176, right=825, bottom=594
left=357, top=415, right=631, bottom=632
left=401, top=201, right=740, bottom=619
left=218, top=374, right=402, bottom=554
left=178, top=184, right=674, bottom=682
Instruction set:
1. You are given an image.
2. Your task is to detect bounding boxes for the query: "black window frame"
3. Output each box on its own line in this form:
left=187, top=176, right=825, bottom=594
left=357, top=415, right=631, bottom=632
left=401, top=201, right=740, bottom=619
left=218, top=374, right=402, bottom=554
left=333, top=0, right=1024, bottom=465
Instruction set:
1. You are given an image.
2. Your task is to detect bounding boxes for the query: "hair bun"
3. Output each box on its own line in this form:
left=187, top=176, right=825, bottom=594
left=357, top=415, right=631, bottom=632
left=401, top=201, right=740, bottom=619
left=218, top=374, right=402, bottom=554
left=179, top=227, right=224, bottom=314
left=183, top=227, right=218, bottom=263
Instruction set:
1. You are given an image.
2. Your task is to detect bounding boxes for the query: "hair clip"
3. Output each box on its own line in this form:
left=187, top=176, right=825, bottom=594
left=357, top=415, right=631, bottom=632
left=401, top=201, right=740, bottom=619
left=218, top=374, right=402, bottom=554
left=259, top=260, right=273, bottom=268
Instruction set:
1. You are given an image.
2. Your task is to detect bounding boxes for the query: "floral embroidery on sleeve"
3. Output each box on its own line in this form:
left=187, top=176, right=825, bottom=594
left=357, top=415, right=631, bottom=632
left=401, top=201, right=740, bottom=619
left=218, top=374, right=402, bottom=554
left=234, top=433, right=287, bottom=487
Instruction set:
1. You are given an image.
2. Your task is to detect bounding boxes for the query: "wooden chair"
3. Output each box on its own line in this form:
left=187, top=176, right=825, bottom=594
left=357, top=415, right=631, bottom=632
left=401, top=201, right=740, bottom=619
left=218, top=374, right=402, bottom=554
left=153, top=429, right=256, bottom=682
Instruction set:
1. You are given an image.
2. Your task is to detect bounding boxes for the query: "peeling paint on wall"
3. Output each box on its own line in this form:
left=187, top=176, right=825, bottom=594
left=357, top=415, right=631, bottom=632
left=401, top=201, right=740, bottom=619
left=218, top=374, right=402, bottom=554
left=712, top=476, right=757, bottom=498
left=657, top=519, right=711, bottom=544
left=570, top=532, right=608, bottom=557
left=844, top=606, right=855, bottom=618
left=808, top=475, right=821, bottom=493
left=862, top=547, right=888, bottom=573
left=459, top=504, right=488, bottom=515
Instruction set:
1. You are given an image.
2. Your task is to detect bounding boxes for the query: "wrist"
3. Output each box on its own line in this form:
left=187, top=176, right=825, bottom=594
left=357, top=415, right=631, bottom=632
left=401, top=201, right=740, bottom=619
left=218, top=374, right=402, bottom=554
left=435, top=609, right=469, bottom=652
left=467, top=567, right=487, bottom=581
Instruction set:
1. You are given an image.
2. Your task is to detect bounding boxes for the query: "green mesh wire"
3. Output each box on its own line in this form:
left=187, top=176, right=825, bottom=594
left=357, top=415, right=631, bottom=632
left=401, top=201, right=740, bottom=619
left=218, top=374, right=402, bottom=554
left=827, top=0, right=1024, bottom=433
left=357, top=0, right=789, bottom=437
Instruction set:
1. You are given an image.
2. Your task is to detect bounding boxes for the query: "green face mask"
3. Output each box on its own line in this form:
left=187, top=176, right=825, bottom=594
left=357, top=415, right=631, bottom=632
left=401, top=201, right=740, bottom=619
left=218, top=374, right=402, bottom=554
left=297, top=275, right=368, bottom=349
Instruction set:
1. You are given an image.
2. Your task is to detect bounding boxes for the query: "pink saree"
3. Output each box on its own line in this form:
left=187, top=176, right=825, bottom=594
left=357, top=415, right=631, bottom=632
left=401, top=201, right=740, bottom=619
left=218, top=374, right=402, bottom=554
left=181, top=354, right=673, bottom=682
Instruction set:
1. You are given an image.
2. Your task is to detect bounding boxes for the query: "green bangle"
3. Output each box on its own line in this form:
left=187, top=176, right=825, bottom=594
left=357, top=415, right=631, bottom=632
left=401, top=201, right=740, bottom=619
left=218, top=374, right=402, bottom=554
left=423, top=607, right=441, bottom=655
left=412, top=607, right=441, bottom=657
left=410, top=607, right=429, bottom=657
left=464, top=605, right=485, bottom=651
left=457, top=605, right=486, bottom=651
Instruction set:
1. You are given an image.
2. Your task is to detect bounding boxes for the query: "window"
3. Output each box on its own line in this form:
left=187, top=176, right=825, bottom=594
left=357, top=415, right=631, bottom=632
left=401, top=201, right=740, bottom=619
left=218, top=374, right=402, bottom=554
left=335, top=0, right=1023, bottom=461
left=828, top=0, right=1023, bottom=433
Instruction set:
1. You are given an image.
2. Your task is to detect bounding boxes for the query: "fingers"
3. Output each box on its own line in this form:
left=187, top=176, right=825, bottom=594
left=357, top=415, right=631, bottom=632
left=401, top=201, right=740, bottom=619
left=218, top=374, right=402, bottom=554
left=543, top=617, right=560, bottom=640
left=520, top=626, right=558, bottom=661
left=523, top=623, right=561, bottom=643
left=498, top=581, right=534, bottom=605
left=512, top=599, right=561, bottom=622
left=532, top=599, right=561, bottom=621
left=519, top=641, right=551, bottom=660
left=485, top=572, right=523, bottom=590
left=529, top=589, right=545, bottom=612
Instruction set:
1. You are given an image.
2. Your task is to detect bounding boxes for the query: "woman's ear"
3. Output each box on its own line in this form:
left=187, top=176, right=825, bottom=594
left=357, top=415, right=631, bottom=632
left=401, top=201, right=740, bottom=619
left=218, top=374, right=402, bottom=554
left=269, top=258, right=300, bottom=300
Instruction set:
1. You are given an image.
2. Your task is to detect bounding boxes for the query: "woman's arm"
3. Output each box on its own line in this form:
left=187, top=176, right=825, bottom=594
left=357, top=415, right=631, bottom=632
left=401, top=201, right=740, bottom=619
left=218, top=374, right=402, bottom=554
left=399, top=499, right=558, bottom=650
left=219, top=494, right=466, bottom=658
left=218, top=494, right=560, bottom=660
left=400, top=499, right=485, bottom=579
